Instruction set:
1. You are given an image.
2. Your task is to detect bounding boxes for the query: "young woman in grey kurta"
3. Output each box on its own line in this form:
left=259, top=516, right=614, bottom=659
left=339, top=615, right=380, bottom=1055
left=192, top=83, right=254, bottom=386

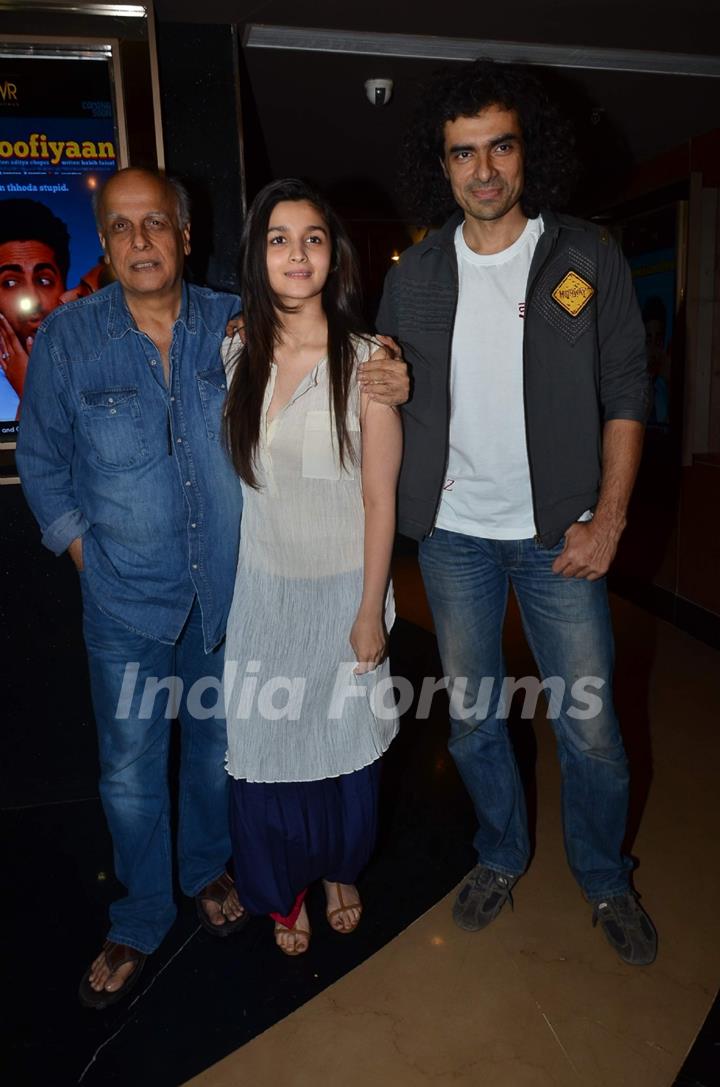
left=222, top=179, right=402, bottom=955
left=224, top=341, right=398, bottom=783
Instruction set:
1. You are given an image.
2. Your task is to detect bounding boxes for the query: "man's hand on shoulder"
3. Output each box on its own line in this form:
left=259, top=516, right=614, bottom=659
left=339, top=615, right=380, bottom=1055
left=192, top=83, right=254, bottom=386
left=551, top=518, right=623, bottom=581
left=225, top=314, right=245, bottom=341
left=359, top=336, right=410, bottom=406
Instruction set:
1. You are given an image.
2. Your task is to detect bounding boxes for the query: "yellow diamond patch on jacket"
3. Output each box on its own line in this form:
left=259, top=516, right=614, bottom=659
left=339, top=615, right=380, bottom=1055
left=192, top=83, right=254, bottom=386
left=552, top=271, right=595, bottom=316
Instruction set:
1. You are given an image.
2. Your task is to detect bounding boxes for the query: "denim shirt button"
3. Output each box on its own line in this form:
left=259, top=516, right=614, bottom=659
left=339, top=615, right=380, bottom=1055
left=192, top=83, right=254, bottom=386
left=192, top=563, right=198, bottom=570
left=190, top=523, right=197, bottom=529
left=176, top=437, right=183, bottom=444
left=185, top=480, right=191, bottom=487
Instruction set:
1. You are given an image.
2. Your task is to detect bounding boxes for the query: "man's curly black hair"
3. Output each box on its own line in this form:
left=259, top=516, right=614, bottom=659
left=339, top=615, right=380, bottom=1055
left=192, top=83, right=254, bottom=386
left=398, top=59, right=579, bottom=224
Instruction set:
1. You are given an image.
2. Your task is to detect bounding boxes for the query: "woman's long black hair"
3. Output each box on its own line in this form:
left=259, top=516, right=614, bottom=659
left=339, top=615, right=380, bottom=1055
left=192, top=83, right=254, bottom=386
left=224, top=178, right=368, bottom=488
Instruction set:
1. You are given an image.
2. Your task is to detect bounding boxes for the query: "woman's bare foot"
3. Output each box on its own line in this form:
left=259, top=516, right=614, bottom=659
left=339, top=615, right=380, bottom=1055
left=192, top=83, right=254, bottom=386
left=274, top=901, right=311, bottom=955
left=323, top=880, right=362, bottom=933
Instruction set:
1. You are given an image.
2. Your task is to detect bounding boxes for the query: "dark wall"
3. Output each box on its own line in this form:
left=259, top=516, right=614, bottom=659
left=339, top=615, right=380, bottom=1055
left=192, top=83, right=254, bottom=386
left=607, top=132, right=720, bottom=647
left=156, top=22, right=245, bottom=293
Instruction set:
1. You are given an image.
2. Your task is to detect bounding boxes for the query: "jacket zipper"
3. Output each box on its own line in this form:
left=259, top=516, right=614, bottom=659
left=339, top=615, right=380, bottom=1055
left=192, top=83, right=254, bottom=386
left=427, top=244, right=460, bottom=537
left=522, top=228, right=558, bottom=544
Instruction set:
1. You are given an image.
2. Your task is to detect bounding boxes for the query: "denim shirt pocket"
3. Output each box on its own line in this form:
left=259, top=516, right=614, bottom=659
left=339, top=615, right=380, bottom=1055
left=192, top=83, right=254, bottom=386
left=79, top=387, right=147, bottom=469
left=197, top=367, right=228, bottom=442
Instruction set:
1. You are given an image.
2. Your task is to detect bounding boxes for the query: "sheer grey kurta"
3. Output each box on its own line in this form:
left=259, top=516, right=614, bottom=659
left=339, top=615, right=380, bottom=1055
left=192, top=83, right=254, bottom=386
left=223, top=338, right=398, bottom=783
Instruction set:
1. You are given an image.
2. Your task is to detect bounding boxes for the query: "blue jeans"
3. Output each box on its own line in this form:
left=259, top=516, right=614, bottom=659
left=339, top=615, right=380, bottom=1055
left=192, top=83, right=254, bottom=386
left=418, top=530, right=633, bottom=901
left=82, top=590, right=231, bottom=953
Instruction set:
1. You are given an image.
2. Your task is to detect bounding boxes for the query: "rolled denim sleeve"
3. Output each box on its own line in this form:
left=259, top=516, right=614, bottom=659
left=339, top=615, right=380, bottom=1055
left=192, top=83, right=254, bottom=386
left=40, top=506, right=90, bottom=555
left=15, top=327, right=89, bottom=556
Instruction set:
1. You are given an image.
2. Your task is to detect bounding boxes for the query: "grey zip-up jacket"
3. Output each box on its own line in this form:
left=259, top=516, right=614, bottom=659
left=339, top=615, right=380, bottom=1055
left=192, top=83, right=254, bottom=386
left=376, top=210, right=650, bottom=547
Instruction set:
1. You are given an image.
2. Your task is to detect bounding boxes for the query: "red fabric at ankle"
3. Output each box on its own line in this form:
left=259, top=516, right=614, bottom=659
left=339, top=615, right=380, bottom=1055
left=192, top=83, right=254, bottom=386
left=270, top=888, right=307, bottom=929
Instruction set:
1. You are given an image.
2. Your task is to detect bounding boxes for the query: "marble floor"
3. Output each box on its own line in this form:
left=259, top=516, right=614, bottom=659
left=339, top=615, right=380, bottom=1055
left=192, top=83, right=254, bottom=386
left=186, top=561, right=720, bottom=1087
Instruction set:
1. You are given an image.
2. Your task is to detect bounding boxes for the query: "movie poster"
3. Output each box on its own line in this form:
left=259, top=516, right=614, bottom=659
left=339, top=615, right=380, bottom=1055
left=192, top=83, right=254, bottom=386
left=0, top=56, right=119, bottom=437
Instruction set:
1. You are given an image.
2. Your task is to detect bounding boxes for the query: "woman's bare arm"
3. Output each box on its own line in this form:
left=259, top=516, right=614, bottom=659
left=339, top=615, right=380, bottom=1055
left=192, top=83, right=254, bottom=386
left=350, top=380, right=403, bottom=673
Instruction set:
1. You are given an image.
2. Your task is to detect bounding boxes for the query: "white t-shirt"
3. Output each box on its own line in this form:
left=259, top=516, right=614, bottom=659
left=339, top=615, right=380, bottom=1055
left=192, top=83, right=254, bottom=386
left=435, top=216, right=544, bottom=539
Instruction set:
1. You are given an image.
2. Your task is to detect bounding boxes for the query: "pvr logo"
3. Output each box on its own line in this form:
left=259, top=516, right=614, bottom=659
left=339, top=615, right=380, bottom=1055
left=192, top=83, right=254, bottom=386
left=0, top=81, right=18, bottom=103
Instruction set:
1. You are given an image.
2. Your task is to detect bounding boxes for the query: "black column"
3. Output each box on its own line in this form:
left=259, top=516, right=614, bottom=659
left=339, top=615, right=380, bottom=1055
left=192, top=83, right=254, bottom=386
left=156, top=21, right=244, bottom=292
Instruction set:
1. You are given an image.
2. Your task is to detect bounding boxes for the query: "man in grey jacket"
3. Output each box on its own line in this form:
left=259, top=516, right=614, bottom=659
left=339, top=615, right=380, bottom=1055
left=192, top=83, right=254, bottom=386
left=377, top=60, right=656, bottom=965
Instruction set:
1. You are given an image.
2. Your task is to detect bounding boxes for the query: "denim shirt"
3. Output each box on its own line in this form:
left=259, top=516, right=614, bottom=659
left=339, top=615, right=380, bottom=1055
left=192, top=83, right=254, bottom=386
left=16, top=281, right=243, bottom=652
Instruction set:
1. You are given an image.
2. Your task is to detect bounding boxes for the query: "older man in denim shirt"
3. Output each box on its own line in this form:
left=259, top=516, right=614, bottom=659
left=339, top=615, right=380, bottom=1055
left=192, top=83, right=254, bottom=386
left=17, top=168, right=249, bottom=1007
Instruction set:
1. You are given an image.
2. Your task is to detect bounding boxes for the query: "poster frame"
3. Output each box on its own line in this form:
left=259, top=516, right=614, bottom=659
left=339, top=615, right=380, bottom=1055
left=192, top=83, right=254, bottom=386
left=0, top=35, right=129, bottom=168
left=0, top=36, right=133, bottom=479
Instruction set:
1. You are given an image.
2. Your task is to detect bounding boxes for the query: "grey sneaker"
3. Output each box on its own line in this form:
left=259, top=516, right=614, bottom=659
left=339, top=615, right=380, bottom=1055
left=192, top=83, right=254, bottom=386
left=452, top=864, right=518, bottom=932
left=592, top=893, right=657, bottom=965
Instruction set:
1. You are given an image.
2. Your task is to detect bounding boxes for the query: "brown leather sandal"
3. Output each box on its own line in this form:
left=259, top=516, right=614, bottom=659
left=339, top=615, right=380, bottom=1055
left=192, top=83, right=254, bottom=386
left=274, top=918, right=312, bottom=956
left=324, top=881, right=363, bottom=933
left=195, top=871, right=248, bottom=937
left=78, top=940, right=147, bottom=1010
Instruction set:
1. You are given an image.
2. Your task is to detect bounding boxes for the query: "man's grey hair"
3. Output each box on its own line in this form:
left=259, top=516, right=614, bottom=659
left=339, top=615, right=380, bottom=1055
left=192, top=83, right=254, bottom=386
left=92, top=169, right=191, bottom=230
